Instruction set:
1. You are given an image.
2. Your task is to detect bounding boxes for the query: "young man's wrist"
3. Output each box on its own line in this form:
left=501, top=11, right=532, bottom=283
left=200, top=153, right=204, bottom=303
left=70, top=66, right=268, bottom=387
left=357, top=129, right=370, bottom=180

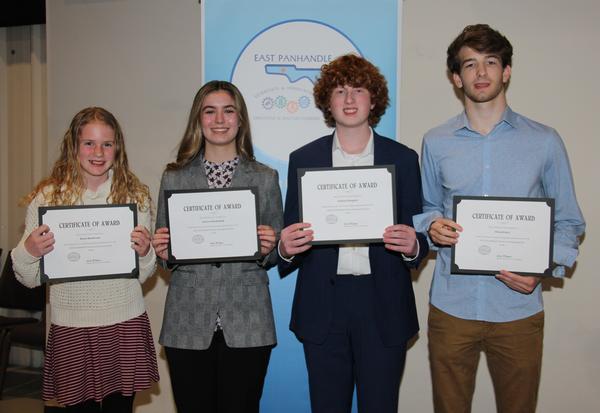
left=277, top=240, right=294, bottom=262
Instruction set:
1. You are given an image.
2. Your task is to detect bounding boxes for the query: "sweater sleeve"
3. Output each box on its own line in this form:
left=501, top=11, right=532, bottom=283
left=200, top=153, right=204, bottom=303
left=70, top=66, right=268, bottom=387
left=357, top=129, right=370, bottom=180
left=136, top=203, right=157, bottom=284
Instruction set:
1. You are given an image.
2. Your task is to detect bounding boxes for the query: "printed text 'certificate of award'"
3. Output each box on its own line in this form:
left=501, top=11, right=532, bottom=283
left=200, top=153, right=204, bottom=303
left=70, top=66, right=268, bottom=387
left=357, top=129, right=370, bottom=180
left=451, top=196, right=555, bottom=276
left=39, top=204, right=139, bottom=283
left=298, top=165, right=396, bottom=244
left=165, top=188, right=260, bottom=264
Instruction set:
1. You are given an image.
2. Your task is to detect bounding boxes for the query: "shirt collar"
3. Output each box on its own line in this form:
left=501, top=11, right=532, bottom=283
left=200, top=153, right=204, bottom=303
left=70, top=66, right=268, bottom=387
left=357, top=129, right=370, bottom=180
left=332, top=128, right=374, bottom=159
left=203, top=156, right=240, bottom=169
left=454, top=106, right=517, bottom=135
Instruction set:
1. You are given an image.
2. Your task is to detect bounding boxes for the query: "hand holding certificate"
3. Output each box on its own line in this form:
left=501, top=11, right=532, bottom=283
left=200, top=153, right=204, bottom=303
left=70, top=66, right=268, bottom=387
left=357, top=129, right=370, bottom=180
left=298, top=165, right=396, bottom=244
left=39, top=204, right=139, bottom=282
left=165, top=188, right=260, bottom=264
left=451, top=196, right=554, bottom=276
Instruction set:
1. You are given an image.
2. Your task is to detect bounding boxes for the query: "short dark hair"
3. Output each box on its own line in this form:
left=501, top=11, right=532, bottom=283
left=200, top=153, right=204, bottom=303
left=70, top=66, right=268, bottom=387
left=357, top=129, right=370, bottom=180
left=447, top=24, right=513, bottom=74
left=313, top=54, right=389, bottom=128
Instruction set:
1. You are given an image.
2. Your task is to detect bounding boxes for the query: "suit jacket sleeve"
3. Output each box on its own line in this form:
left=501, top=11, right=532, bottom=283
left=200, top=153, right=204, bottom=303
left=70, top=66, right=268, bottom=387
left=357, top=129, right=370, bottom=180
left=278, top=151, right=304, bottom=276
left=396, top=148, right=429, bottom=268
left=257, top=168, right=284, bottom=269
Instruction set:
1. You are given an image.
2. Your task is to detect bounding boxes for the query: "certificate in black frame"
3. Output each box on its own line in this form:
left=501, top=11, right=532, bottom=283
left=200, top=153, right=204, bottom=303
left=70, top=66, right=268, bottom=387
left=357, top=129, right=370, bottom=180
left=297, top=165, right=397, bottom=245
left=38, top=203, right=139, bottom=283
left=451, top=195, right=555, bottom=276
left=164, top=187, right=261, bottom=265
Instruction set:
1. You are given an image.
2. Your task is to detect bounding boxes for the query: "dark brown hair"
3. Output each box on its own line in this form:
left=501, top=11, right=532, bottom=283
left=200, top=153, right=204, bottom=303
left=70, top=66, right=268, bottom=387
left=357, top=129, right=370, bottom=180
left=167, top=81, right=254, bottom=170
left=313, top=54, right=389, bottom=128
left=447, top=24, right=513, bottom=74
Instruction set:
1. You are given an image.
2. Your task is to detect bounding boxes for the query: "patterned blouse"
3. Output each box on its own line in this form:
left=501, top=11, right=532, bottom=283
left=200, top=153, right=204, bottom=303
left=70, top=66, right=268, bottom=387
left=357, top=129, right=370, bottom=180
left=203, top=155, right=240, bottom=330
left=203, top=156, right=239, bottom=189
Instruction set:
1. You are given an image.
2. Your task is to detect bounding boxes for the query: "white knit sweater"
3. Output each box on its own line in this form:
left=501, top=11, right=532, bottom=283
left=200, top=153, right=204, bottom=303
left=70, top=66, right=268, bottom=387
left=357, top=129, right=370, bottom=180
left=11, top=176, right=156, bottom=328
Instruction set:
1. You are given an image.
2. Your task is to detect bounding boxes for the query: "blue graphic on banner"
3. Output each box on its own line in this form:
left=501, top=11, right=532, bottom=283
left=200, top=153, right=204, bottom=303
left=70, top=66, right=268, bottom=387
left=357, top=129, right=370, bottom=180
left=264, top=64, right=321, bottom=84
left=203, top=1, right=399, bottom=412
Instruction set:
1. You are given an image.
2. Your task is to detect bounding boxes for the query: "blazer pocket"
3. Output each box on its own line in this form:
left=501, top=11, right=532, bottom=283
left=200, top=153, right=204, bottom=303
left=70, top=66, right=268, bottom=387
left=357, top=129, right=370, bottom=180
left=239, top=269, right=270, bottom=286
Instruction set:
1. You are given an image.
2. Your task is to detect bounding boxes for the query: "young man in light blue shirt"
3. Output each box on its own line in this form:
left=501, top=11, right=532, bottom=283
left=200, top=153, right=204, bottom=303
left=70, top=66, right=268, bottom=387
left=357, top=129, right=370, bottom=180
left=413, top=24, right=585, bottom=413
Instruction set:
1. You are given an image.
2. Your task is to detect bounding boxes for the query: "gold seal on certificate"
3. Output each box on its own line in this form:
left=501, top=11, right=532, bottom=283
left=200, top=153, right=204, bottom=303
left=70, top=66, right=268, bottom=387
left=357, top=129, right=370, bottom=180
left=298, top=165, right=397, bottom=244
left=451, top=196, right=555, bottom=276
left=39, top=204, right=139, bottom=283
left=165, top=188, right=261, bottom=264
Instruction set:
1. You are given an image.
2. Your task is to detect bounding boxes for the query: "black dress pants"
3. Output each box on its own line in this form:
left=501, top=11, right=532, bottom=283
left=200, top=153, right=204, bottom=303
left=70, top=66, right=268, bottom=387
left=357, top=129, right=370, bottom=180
left=165, top=330, right=273, bottom=413
left=303, top=275, right=407, bottom=413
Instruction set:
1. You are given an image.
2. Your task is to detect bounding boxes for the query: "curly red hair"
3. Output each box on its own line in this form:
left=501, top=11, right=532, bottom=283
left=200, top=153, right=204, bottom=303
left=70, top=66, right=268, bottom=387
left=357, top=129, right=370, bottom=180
left=313, top=54, right=389, bottom=128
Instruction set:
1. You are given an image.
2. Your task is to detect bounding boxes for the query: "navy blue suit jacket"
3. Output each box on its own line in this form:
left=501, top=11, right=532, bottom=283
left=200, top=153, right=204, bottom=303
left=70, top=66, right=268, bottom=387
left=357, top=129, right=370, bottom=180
left=278, top=133, right=428, bottom=346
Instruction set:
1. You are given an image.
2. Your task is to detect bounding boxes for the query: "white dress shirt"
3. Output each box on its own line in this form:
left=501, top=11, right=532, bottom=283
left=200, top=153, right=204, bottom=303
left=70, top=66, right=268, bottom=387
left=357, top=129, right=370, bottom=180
left=332, top=130, right=373, bottom=275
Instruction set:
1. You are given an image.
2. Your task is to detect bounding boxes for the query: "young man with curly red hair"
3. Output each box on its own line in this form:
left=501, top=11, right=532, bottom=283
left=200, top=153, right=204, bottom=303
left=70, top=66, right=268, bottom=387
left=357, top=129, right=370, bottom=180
left=278, top=54, right=428, bottom=413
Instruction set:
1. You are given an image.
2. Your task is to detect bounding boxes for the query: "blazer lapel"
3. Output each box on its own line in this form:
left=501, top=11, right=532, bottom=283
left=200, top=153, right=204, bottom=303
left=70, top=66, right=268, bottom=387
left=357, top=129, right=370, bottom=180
left=183, top=155, right=209, bottom=190
left=370, top=132, right=388, bottom=267
left=373, top=132, right=388, bottom=165
left=313, top=134, right=337, bottom=257
left=317, top=134, right=335, bottom=167
left=231, top=157, right=252, bottom=187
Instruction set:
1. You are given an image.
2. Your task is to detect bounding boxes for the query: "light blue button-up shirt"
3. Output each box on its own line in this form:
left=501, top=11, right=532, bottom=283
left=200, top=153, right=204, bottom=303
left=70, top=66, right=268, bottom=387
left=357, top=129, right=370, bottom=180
left=413, top=107, right=585, bottom=322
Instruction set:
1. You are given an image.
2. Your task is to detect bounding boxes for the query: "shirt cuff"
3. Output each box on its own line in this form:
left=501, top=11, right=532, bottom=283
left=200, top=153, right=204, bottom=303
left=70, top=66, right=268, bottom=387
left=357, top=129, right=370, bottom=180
left=413, top=210, right=443, bottom=250
left=401, top=238, right=420, bottom=262
left=277, top=240, right=294, bottom=263
left=256, top=252, right=271, bottom=268
left=139, top=246, right=156, bottom=269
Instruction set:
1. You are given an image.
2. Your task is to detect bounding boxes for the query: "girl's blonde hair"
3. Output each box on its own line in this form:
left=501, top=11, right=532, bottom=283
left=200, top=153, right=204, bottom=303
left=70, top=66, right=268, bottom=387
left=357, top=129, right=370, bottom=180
left=22, top=107, right=151, bottom=210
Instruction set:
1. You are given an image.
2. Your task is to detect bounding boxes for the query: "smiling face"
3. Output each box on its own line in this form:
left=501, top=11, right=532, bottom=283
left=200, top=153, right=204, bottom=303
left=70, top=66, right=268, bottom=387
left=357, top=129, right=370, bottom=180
left=77, top=121, right=116, bottom=190
left=328, top=85, right=374, bottom=130
left=453, top=46, right=511, bottom=105
left=200, top=90, right=240, bottom=154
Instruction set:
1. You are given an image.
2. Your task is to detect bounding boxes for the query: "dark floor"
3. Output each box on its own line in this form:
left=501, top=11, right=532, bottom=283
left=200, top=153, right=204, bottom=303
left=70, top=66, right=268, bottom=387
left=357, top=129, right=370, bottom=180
left=0, top=365, right=44, bottom=412
left=3, top=365, right=42, bottom=400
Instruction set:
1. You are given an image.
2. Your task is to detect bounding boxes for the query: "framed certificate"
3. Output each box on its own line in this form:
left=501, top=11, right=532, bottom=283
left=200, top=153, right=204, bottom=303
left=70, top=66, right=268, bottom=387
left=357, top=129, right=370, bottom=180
left=451, top=196, right=555, bottom=276
left=298, top=165, right=396, bottom=244
left=165, top=187, right=261, bottom=264
left=39, top=204, right=139, bottom=283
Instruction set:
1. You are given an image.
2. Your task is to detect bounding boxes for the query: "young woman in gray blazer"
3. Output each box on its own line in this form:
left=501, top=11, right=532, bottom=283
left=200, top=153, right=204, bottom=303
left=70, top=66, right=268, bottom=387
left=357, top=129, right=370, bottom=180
left=152, top=81, right=283, bottom=413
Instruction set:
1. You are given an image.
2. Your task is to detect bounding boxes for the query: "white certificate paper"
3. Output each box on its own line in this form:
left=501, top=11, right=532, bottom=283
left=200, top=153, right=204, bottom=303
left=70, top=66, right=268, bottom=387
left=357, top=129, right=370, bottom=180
left=39, top=204, right=139, bottom=283
left=165, top=188, right=260, bottom=264
left=451, top=196, right=555, bottom=276
left=298, top=165, right=396, bottom=244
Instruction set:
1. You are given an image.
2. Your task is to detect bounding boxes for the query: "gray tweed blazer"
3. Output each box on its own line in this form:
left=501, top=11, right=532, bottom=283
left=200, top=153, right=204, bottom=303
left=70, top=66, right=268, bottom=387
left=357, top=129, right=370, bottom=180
left=156, top=155, right=283, bottom=350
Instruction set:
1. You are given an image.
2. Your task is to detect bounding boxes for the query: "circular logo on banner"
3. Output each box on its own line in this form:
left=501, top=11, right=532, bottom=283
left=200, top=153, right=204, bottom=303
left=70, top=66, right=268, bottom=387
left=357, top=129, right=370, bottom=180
left=231, top=20, right=361, bottom=161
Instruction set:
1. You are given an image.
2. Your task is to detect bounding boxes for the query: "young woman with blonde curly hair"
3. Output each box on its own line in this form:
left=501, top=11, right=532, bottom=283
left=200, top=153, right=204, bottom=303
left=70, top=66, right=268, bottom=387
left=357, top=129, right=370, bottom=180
left=12, top=107, right=159, bottom=412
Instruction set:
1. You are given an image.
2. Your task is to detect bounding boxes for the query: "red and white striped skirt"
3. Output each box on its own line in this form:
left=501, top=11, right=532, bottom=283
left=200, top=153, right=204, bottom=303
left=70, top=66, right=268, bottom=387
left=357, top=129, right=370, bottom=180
left=42, top=312, right=159, bottom=406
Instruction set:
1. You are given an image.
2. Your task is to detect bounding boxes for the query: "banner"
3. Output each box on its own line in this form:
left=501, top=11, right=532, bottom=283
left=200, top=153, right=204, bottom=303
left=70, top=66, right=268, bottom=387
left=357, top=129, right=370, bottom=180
left=202, top=1, right=401, bottom=411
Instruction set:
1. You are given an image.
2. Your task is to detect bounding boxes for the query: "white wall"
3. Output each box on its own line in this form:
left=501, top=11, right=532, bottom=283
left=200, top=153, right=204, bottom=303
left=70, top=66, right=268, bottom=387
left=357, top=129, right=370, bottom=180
left=46, top=0, right=599, bottom=411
